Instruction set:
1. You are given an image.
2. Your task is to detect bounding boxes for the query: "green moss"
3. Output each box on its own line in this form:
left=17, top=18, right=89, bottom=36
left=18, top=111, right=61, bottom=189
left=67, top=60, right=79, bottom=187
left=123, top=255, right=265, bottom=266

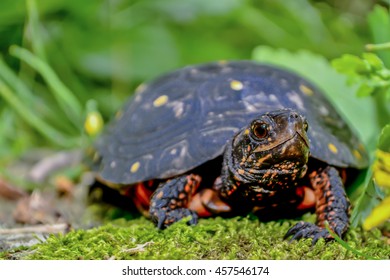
left=7, top=215, right=389, bottom=260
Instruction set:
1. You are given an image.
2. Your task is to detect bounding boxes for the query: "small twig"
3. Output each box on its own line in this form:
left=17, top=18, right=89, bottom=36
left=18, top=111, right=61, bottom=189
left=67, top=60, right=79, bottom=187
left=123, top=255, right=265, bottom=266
left=28, top=150, right=83, bottom=182
left=122, top=241, right=155, bottom=254
left=0, top=223, right=70, bottom=235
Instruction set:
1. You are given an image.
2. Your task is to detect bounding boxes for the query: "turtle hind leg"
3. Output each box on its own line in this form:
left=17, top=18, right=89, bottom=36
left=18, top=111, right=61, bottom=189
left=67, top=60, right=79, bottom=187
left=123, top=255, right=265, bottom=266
left=149, top=174, right=201, bottom=229
left=284, top=166, right=350, bottom=243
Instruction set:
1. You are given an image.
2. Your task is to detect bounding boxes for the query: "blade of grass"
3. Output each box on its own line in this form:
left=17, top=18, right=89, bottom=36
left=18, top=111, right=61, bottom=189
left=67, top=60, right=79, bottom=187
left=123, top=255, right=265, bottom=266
left=26, top=1, right=90, bottom=102
left=9, top=45, right=83, bottom=127
left=324, top=222, right=378, bottom=260
left=0, top=57, right=78, bottom=135
left=0, top=57, right=41, bottom=107
left=0, top=78, right=75, bottom=147
left=26, top=0, right=46, bottom=61
left=0, top=57, right=34, bottom=104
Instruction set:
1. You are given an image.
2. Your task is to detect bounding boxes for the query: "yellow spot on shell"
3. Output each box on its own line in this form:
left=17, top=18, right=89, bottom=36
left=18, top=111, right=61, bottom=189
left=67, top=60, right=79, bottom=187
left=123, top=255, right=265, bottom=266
left=300, top=84, right=314, bottom=96
left=153, top=95, right=169, bottom=107
left=130, top=162, right=140, bottom=173
left=244, top=129, right=250, bottom=135
left=353, top=149, right=362, bottom=160
left=328, top=143, right=338, bottom=154
left=230, top=80, right=243, bottom=91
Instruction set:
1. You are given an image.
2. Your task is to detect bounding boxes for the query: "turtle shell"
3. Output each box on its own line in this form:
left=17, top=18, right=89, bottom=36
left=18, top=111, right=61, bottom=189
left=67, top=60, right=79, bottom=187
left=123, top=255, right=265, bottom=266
left=94, top=61, right=368, bottom=185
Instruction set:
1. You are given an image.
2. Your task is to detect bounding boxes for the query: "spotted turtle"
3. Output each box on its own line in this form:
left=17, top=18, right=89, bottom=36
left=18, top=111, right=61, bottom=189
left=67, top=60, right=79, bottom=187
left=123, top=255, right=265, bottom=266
left=92, top=61, right=368, bottom=242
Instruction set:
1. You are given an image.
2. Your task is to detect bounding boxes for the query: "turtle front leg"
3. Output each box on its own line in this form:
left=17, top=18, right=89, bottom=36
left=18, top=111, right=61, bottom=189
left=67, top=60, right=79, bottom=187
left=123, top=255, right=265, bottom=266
left=285, top=166, right=350, bottom=243
left=149, top=174, right=201, bottom=229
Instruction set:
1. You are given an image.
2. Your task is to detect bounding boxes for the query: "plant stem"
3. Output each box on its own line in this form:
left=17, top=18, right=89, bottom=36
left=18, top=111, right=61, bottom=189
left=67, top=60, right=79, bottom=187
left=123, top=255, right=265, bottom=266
left=365, top=42, right=390, bottom=52
left=26, top=0, right=47, bottom=61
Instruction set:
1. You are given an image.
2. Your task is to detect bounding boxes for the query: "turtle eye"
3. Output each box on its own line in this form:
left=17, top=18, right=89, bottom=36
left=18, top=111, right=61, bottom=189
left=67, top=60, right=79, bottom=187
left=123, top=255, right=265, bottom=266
left=251, top=121, right=268, bottom=139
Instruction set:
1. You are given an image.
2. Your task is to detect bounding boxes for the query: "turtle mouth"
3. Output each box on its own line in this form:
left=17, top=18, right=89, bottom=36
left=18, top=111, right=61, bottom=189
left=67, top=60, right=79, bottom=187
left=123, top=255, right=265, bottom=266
left=296, top=131, right=309, bottom=148
left=253, top=131, right=309, bottom=153
left=281, top=131, right=310, bottom=151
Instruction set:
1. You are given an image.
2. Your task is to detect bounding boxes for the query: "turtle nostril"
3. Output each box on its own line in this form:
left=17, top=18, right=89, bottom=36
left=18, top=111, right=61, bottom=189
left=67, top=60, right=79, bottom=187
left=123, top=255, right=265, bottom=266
left=290, top=113, right=299, bottom=119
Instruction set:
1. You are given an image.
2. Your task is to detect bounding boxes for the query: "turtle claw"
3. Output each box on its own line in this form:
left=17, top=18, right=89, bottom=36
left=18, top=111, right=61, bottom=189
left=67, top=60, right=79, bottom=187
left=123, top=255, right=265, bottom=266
left=155, top=212, right=166, bottom=229
left=284, top=222, right=332, bottom=244
left=152, top=208, right=198, bottom=229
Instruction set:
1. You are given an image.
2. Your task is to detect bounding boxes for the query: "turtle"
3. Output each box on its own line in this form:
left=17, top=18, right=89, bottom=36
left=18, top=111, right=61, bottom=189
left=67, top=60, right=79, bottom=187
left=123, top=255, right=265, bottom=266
left=91, top=60, right=368, bottom=242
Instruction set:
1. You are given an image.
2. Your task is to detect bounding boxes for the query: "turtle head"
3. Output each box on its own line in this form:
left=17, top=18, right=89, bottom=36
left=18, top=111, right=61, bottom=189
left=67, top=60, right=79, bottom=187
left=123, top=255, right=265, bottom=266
left=227, top=109, right=310, bottom=188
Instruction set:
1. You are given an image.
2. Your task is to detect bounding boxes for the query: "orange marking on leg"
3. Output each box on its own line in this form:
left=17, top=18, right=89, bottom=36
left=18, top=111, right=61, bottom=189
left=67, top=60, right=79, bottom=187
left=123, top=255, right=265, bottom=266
left=156, top=191, right=164, bottom=199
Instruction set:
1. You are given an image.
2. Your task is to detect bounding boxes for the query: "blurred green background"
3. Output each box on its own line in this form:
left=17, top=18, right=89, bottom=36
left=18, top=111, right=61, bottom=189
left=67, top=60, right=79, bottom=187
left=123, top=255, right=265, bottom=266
left=0, top=0, right=389, bottom=168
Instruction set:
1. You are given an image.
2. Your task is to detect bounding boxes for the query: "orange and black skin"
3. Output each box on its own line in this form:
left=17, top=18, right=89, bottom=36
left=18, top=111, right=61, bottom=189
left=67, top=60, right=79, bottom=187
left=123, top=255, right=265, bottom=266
left=149, top=175, right=201, bottom=229
left=145, top=109, right=350, bottom=242
left=284, top=166, right=350, bottom=242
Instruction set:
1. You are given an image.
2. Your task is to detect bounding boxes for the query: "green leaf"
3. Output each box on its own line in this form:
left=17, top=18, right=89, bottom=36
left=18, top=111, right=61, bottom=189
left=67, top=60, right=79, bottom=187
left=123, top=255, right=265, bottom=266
left=377, top=124, right=390, bottom=152
left=351, top=172, right=385, bottom=228
left=332, top=54, right=369, bottom=75
left=356, top=83, right=374, bottom=97
left=362, top=53, right=384, bottom=71
left=378, top=68, right=390, bottom=80
left=370, top=80, right=390, bottom=90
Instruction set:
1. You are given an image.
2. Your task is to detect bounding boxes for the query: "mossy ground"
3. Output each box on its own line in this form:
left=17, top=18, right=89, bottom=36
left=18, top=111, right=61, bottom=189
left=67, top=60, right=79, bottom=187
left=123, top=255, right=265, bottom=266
left=1, top=214, right=388, bottom=260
